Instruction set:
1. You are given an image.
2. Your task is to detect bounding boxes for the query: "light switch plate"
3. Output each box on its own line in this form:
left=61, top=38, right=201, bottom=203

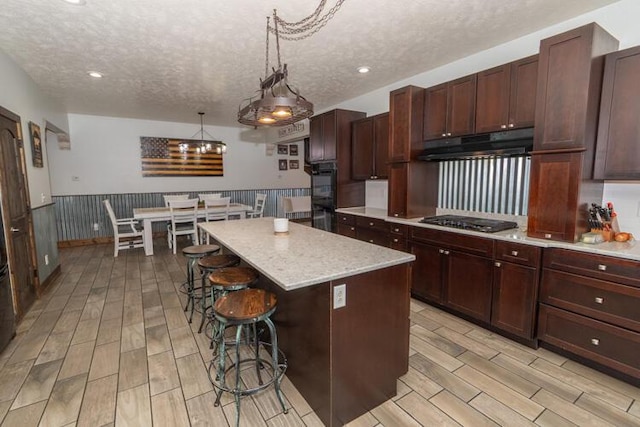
left=333, top=284, right=346, bottom=309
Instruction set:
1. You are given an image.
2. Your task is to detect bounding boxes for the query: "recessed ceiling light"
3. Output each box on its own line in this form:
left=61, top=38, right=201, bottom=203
left=357, top=66, right=371, bottom=74
left=62, top=0, right=86, bottom=5
left=88, top=71, right=103, bottom=78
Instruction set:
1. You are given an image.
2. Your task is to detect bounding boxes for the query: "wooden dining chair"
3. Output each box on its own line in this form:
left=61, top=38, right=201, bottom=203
left=167, top=198, right=199, bottom=254
left=103, top=199, right=144, bottom=257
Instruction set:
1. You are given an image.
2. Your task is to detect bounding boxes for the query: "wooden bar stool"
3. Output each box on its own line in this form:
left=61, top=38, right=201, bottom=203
left=196, top=254, right=241, bottom=333
left=206, top=266, right=259, bottom=349
left=208, top=288, right=287, bottom=426
left=181, top=244, right=220, bottom=323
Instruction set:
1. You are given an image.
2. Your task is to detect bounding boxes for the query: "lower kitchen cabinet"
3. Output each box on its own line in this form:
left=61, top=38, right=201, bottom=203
left=444, top=250, right=493, bottom=323
left=409, top=241, right=443, bottom=303
left=539, top=248, right=640, bottom=382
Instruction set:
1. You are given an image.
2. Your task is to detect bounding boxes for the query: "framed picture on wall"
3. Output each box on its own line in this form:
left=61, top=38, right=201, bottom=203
left=289, top=160, right=299, bottom=169
left=279, top=159, right=288, bottom=170
left=29, top=121, right=43, bottom=168
left=277, top=144, right=288, bottom=155
left=289, top=144, right=298, bottom=156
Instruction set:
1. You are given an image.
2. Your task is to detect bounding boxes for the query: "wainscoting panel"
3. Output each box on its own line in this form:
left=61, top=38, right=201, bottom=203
left=32, top=203, right=60, bottom=282
left=52, top=188, right=311, bottom=242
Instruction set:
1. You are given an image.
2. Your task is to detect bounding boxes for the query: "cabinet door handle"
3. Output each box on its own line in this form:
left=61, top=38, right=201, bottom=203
left=495, top=262, right=501, bottom=267
left=442, top=133, right=447, bottom=137
left=369, top=222, right=374, bottom=226
left=393, top=213, right=399, bottom=217
left=439, top=249, right=445, bottom=254
left=394, top=228, right=399, bottom=232
left=501, top=124, right=507, bottom=129
left=511, top=250, right=518, bottom=257
left=595, top=297, right=604, bottom=304
left=597, top=264, right=607, bottom=271
left=508, top=123, right=514, bottom=128
left=443, top=250, right=450, bottom=255
left=369, top=239, right=374, bottom=243
left=350, top=227, right=355, bottom=231
left=446, top=132, right=452, bottom=136
left=591, top=338, right=600, bottom=346
left=393, top=238, right=399, bottom=243
left=544, top=233, right=552, bottom=239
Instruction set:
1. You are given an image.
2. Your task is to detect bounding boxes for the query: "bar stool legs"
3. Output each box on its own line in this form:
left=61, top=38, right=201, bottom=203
left=181, top=245, right=220, bottom=324
left=208, top=289, right=287, bottom=426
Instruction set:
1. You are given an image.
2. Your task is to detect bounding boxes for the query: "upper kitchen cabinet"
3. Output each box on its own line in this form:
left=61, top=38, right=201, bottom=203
left=388, top=161, right=437, bottom=218
left=594, top=46, right=640, bottom=180
left=309, top=109, right=366, bottom=163
left=352, top=113, right=389, bottom=180
left=423, top=75, right=476, bottom=141
left=388, top=86, right=424, bottom=162
left=533, top=23, right=618, bottom=156
left=475, top=55, right=538, bottom=133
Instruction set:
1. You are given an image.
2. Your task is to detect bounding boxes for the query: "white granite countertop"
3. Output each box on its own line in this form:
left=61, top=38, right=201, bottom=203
left=199, top=217, right=415, bottom=291
left=336, top=207, right=640, bottom=262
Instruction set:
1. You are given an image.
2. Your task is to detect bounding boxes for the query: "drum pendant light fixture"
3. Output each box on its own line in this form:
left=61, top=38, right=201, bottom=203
left=238, top=2, right=345, bottom=127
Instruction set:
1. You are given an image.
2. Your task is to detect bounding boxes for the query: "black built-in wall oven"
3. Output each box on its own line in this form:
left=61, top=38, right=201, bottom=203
left=311, top=162, right=337, bottom=232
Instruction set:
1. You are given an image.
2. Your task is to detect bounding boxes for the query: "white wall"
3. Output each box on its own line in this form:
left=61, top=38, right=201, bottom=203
left=332, top=0, right=640, bottom=237
left=0, top=50, right=69, bottom=208
left=48, top=114, right=309, bottom=195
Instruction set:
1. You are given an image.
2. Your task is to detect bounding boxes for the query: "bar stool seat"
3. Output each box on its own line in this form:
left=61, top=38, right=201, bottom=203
left=196, top=254, right=242, bottom=333
left=204, top=266, right=259, bottom=347
left=181, top=244, right=220, bottom=323
left=209, top=288, right=287, bottom=426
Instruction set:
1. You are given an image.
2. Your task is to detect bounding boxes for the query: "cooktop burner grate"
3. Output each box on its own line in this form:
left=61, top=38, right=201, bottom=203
left=419, top=215, right=518, bottom=233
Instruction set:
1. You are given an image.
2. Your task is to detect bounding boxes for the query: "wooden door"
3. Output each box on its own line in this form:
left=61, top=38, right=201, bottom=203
left=444, top=250, right=493, bottom=323
left=423, top=83, right=448, bottom=140
left=351, top=117, right=374, bottom=180
left=321, top=110, right=337, bottom=161
left=373, top=113, right=389, bottom=179
left=476, top=65, right=510, bottom=133
left=409, top=241, right=443, bottom=303
left=595, top=46, right=640, bottom=180
left=0, top=107, right=37, bottom=320
left=491, top=261, right=538, bottom=338
left=509, top=55, right=538, bottom=129
left=447, top=74, right=476, bottom=137
left=389, top=86, right=423, bottom=162
left=527, top=152, right=583, bottom=242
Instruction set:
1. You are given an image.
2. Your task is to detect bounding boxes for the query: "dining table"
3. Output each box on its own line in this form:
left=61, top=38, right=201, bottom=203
left=133, top=203, right=253, bottom=256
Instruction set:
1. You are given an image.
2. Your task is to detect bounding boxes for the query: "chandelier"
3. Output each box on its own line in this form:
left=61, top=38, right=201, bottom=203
left=180, top=112, right=227, bottom=155
left=238, top=1, right=346, bottom=127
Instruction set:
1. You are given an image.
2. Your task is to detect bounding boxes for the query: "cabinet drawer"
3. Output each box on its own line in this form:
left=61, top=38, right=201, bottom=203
left=389, top=236, right=408, bottom=252
left=337, top=213, right=356, bottom=226
left=544, top=248, right=640, bottom=288
left=336, top=223, right=356, bottom=238
left=495, top=241, right=541, bottom=267
left=540, top=269, right=640, bottom=333
left=356, top=228, right=388, bottom=247
left=356, top=216, right=387, bottom=232
left=411, top=227, right=494, bottom=258
left=389, top=223, right=408, bottom=237
left=538, top=304, right=640, bottom=379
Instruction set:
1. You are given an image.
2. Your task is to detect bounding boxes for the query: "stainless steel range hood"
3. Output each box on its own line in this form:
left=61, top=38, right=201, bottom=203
left=418, top=128, right=534, bottom=161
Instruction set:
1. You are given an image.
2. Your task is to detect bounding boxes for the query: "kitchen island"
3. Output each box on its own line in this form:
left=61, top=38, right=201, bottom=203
left=199, top=217, right=415, bottom=426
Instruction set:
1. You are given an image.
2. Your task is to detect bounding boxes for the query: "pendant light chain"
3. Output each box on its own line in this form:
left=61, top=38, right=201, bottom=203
left=264, top=17, right=270, bottom=81
left=269, top=0, right=346, bottom=41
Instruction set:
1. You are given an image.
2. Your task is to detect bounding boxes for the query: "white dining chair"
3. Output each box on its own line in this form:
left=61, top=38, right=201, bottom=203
left=167, top=198, right=199, bottom=254
left=202, top=197, right=230, bottom=244
left=198, top=193, right=222, bottom=202
left=246, top=193, right=267, bottom=218
left=103, top=199, right=144, bottom=257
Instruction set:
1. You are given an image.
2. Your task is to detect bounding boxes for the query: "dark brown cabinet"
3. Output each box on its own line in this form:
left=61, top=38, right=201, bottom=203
left=388, top=86, right=424, bottom=162
left=491, top=241, right=541, bottom=339
left=533, top=23, right=618, bottom=154
left=423, top=75, right=476, bottom=140
left=595, top=46, right=640, bottom=180
left=387, top=162, right=437, bottom=219
left=538, top=248, right=640, bottom=381
left=352, top=113, right=389, bottom=180
left=475, top=55, right=538, bottom=133
left=309, top=109, right=365, bottom=163
left=409, top=227, right=494, bottom=323
left=527, top=152, right=585, bottom=242
left=336, top=213, right=356, bottom=238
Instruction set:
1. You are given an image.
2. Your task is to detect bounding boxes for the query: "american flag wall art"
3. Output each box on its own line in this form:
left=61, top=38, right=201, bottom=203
left=140, top=137, right=224, bottom=177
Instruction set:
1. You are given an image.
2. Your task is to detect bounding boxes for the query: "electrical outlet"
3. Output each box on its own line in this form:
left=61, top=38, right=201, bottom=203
left=44, top=254, right=49, bottom=265
left=93, top=223, right=99, bottom=231
left=333, top=284, right=346, bottom=309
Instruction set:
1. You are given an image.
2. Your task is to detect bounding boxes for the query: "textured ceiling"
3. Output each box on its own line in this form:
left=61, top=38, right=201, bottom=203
left=0, top=0, right=620, bottom=128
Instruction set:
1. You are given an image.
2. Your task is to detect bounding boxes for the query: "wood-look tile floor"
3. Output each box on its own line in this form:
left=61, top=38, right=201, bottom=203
left=1, top=240, right=640, bottom=426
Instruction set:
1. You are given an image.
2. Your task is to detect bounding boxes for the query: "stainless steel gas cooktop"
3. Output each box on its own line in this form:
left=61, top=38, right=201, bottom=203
left=419, top=215, right=518, bottom=233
